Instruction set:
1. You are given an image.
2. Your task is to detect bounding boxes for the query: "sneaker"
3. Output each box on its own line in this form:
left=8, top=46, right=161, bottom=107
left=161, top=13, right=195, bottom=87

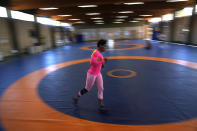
left=98, top=105, right=108, bottom=112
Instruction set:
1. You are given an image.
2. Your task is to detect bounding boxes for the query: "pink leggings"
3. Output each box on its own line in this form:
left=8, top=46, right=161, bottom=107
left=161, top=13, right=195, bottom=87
left=78, top=72, right=104, bottom=100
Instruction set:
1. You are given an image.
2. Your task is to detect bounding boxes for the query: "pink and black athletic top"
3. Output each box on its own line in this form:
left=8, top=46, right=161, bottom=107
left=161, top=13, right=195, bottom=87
left=88, top=49, right=105, bottom=76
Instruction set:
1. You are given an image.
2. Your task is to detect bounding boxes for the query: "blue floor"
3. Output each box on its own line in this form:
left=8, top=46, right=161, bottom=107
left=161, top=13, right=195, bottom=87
left=1, top=39, right=197, bottom=128
left=1, top=40, right=197, bottom=96
left=38, top=59, right=197, bottom=125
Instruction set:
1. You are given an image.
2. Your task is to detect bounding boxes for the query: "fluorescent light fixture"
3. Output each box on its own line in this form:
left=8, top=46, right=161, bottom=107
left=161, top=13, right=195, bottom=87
left=167, top=0, right=187, bottom=2
left=96, top=23, right=104, bottom=24
left=124, top=2, right=144, bottom=5
left=11, top=10, right=34, bottom=22
left=39, top=7, right=58, bottom=10
left=78, top=5, right=98, bottom=8
left=75, top=21, right=85, bottom=23
left=69, top=19, right=80, bottom=20
left=113, top=22, right=123, bottom=23
left=116, top=16, right=128, bottom=18
left=58, top=15, right=72, bottom=17
left=134, top=18, right=144, bottom=20
left=140, top=15, right=152, bottom=17
left=129, top=21, right=139, bottom=22
left=86, top=13, right=100, bottom=15
left=148, top=17, right=161, bottom=23
left=118, top=11, right=134, bottom=13
left=94, top=20, right=104, bottom=22
left=91, top=17, right=103, bottom=19
left=115, top=19, right=125, bottom=21
left=0, top=6, right=7, bottom=18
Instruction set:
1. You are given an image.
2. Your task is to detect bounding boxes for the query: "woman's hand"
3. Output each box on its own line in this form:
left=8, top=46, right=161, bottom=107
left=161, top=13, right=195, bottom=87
left=102, top=64, right=104, bottom=68
left=104, top=57, right=107, bottom=63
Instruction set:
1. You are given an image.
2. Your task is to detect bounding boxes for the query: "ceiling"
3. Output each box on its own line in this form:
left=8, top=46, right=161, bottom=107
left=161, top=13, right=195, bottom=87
left=2, top=0, right=195, bottom=25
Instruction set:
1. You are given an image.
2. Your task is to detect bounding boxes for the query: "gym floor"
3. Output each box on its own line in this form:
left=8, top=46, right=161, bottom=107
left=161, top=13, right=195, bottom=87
left=0, top=40, right=197, bottom=131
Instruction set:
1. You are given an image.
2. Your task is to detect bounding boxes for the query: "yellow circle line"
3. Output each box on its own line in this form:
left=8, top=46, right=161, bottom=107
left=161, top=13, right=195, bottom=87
left=107, top=69, right=136, bottom=78
left=80, top=44, right=145, bottom=51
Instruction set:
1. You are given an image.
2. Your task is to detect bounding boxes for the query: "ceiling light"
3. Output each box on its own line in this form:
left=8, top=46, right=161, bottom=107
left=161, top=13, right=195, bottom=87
left=75, top=21, right=85, bottom=23
left=91, top=17, right=103, bottom=19
left=78, top=5, right=98, bottom=8
left=116, top=16, right=128, bottom=18
left=69, top=19, right=80, bottom=20
left=167, top=0, right=187, bottom=2
left=129, top=21, right=139, bottom=22
left=94, top=20, right=104, bottom=22
left=86, top=13, right=100, bottom=15
left=58, top=15, right=72, bottom=17
left=39, top=7, right=58, bottom=10
left=115, top=19, right=125, bottom=21
left=118, top=11, right=134, bottom=13
left=140, top=15, right=152, bottom=17
left=113, top=22, right=123, bottom=23
left=134, top=18, right=144, bottom=20
left=124, top=2, right=144, bottom=5
left=96, top=23, right=104, bottom=24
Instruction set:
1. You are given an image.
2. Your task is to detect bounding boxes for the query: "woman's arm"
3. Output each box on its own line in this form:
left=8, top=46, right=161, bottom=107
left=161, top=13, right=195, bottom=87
left=90, top=54, right=104, bottom=66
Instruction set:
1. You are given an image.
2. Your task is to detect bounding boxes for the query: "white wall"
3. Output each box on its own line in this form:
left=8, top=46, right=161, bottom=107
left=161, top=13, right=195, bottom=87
left=161, top=22, right=171, bottom=41
left=174, top=17, right=190, bottom=43
left=0, top=18, right=12, bottom=57
left=192, top=15, right=197, bottom=44
left=15, top=20, right=35, bottom=51
left=54, top=27, right=63, bottom=46
left=79, top=25, right=149, bottom=41
left=40, top=24, right=53, bottom=49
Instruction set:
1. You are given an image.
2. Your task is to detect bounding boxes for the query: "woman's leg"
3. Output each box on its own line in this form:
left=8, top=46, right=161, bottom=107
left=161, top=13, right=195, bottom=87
left=73, top=73, right=96, bottom=104
left=96, top=73, right=108, bottom=112
left=95, top=73, right=104, bottom=100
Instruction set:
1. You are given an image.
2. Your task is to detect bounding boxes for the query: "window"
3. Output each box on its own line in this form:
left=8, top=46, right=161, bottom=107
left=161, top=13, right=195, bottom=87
left=175, top=7, right=193, bottom=18
left=148, top=17, right=161, bottom=23
left=162, top=14, right=173, bottom=21
left=196, top=5, right=197, bottom=12
left=11, top=10, right=34, bottom=21
left=0, top=6, right=7, bottom=18
left=37, top=17, right=56, bottom=25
